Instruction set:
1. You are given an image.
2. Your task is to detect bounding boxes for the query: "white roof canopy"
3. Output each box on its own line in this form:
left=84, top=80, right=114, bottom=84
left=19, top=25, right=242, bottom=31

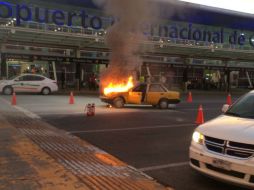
left=177, top=0, right=254, bottom=15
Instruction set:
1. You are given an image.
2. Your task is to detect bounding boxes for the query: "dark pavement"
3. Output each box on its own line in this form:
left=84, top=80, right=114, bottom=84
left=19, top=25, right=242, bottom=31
left=39, top=94, right=248, bottom=190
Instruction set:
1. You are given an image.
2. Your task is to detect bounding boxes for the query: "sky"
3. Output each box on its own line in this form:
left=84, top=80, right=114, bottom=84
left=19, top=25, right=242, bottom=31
left=175, top=0, right=254, bottom=14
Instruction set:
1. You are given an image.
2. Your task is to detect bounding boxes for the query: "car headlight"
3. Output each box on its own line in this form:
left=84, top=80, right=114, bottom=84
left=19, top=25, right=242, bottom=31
left=192, top=131, right=204, bottom=144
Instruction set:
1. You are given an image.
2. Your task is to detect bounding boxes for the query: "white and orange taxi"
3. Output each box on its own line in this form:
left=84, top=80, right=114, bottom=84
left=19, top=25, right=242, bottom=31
left=0, top=74, right=58, bottom=95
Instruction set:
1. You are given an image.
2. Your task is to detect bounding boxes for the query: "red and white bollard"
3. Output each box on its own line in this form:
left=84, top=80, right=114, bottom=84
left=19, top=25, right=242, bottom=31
left=91, top=103, right=95, bottom=116
left=85, top=103, right=95, bottom=117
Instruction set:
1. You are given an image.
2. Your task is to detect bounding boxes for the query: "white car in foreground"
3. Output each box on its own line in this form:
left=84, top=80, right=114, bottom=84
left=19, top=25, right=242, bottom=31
left=190, top=91, right=254, bottom=189
left=0, top=74, right=58, bottom=95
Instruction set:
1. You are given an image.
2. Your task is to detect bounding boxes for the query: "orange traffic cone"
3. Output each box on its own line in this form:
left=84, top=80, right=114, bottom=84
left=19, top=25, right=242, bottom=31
left=11, top=92, right=17, bottom=106
left=195, top=105, right=204, bottom=125
left=187, top=91, right=193, bottom=103
left=69, top=92, right=75, bottom=104
left=226, top=93, right=232, bottom=105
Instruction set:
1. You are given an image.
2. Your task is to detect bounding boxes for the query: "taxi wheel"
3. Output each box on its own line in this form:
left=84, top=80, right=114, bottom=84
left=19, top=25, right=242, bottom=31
left=159, top=99, right=168, bottom=109
left=3, top=86, right=13, bottom=95
left=41, top=87, right=51, bottom=95
left=113, top=97, right=124, bottom=108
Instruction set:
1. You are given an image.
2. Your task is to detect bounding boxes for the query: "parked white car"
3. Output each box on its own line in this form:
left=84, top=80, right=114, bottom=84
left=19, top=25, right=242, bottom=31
left=190, top=91, right=254, bottom=189
left=0, top=74, right=58, bottom=95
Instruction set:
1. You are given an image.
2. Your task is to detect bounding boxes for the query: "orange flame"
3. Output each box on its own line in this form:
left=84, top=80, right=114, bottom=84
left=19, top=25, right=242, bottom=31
left=104, top=76, right=134, bottom=96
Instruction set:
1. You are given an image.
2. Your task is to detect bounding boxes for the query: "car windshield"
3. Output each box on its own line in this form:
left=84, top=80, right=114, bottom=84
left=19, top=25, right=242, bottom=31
left=226, top=93, right=254, bottom=119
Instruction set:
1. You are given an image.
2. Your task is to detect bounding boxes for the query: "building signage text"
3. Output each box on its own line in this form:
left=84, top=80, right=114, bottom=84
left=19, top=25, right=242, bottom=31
left=0, top=1, right=103, bottom=29
left=1, top=1, right=254, bottom=47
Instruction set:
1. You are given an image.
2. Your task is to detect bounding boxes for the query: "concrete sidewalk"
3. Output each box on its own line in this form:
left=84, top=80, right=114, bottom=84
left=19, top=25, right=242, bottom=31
left=0, top=114, right=89, bottom=190
left=0, top=100, right=171, bottom=190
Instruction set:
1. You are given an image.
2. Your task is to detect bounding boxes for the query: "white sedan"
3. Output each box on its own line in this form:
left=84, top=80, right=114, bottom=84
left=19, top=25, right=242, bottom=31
left=0, top=74, right=58, bottom=95
left=190, top=91, right=254, bottom=189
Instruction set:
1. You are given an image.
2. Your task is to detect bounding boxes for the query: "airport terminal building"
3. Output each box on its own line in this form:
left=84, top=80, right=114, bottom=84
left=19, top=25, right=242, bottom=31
left=1, top=0, right=254, bottom=90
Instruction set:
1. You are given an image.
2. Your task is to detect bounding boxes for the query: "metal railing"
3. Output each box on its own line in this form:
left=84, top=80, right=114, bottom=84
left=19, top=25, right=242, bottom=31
left=1, top=18, right=254, bottom=52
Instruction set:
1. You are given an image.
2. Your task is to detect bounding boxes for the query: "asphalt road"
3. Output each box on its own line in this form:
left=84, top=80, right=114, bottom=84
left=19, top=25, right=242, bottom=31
left=0, top=93, right=250, bottom=190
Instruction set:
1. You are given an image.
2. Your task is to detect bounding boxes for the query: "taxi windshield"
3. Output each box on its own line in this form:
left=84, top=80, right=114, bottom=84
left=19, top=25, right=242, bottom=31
left=226, top=93, right=254, bottom=119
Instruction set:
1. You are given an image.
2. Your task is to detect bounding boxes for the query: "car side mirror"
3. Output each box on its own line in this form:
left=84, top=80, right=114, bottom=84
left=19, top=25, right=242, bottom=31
left=222, top=104, right=230, bottom=113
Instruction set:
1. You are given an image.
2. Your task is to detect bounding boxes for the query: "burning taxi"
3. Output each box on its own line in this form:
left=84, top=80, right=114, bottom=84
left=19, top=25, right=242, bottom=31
left=100, top=77, right=180, bottom=108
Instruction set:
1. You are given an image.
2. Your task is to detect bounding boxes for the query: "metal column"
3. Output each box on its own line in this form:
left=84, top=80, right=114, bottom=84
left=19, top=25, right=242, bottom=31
left=1, top=54, right=7, bottom=79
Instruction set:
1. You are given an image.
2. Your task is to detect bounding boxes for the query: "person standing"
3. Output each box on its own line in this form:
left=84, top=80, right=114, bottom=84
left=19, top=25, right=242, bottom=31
left=226, top=69, right=231, bottom=92
left=61, top=68, right=66, bottom=89
left=160, top=74, right=167, bottom=85
left=182, top=67, right=188, bottom=92
left=89, top=73, right=96, bottom=90
left=139, top=75, right=145, bottom=83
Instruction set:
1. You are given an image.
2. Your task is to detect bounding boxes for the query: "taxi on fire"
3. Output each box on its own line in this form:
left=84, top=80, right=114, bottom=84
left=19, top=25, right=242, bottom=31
left=100, top=77, right=180, bottom=109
